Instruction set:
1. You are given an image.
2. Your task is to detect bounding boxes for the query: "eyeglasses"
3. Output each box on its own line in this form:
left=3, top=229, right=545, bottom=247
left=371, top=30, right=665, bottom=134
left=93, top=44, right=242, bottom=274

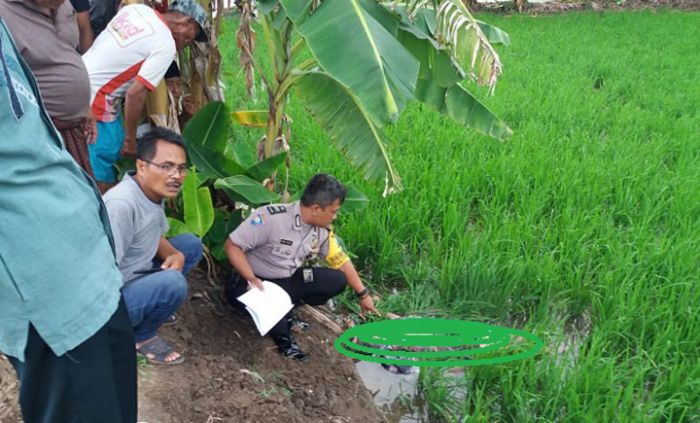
left=141, top=159, right=188, bottom=176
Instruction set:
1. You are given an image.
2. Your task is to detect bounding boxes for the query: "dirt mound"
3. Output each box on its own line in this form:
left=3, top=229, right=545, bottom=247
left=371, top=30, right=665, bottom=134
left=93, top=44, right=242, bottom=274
left=1, top=270, right=385, bottom=423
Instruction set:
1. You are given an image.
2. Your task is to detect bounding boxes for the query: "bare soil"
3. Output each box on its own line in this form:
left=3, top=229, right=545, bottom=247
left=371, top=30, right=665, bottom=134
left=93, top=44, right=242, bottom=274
left=0, top=269, right=385, bottom=423
left=0, top=355, right=20, bottom=422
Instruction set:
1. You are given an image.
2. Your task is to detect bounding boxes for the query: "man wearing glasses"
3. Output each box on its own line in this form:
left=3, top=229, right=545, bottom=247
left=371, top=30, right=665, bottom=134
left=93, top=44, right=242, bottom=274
left=103, top=126, right=202, bottom=365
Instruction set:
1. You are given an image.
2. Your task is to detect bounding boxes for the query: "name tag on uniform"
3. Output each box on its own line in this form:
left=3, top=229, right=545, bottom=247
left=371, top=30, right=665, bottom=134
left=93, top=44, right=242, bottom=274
left=302, top=268, right=314, bottom=283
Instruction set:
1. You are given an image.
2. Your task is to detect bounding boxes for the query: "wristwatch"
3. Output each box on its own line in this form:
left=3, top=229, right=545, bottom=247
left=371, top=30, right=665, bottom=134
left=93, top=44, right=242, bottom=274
left=355, top=287, right=369, bottom=299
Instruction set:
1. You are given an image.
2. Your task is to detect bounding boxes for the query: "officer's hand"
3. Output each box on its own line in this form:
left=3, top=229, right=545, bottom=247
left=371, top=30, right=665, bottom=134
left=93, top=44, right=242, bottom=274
left=161, top=252, right=185, bottom=272
left=120, top=136, right=137, bottom=159
left=359, top=295, right=380, bottom=318
left=248, top=277, right=264, bottom=291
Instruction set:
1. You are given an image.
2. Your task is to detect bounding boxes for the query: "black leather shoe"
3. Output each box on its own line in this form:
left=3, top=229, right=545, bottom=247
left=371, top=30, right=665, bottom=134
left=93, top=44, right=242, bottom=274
left=272, top=334, right=308, bottom=361
left=289, top=314, right=310, bottom=332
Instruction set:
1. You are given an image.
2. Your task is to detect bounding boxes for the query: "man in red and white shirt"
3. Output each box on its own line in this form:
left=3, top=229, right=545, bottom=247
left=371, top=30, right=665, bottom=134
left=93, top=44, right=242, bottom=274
left=83, top=0, right=207, bottom=192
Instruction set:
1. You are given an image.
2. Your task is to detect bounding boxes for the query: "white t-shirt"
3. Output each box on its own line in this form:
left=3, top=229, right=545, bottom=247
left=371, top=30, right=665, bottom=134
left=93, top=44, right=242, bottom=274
left=83, top=4, right=176, bottom=122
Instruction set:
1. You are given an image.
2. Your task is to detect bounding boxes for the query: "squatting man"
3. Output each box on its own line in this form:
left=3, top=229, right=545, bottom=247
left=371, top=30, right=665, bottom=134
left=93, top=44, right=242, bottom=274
left=103, top=127, right=203, bottom=365
left=222, top=173, right=380, bottom=361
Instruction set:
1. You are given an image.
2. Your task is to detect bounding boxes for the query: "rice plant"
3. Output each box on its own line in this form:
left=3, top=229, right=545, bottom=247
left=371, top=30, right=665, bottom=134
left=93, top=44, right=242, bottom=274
left=220, top=9, right=700, bottom=422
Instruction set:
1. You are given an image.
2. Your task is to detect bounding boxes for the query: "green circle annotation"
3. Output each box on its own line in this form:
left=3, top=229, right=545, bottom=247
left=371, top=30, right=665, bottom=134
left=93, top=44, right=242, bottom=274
left=334, top=318, right=544, bottom=367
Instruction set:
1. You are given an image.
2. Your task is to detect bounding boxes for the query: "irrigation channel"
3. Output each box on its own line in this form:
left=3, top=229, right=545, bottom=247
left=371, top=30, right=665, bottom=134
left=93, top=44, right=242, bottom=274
left=356, top=361, right=426, bottom=422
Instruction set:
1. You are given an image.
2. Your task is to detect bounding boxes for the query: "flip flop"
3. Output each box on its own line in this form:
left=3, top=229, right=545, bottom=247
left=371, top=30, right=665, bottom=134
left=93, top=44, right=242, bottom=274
left=137, top=336, right=185, bottom=365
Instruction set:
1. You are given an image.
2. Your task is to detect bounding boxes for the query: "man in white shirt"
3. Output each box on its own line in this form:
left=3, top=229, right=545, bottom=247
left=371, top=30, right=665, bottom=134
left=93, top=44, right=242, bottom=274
left=83, top=0, right=208, bottom=192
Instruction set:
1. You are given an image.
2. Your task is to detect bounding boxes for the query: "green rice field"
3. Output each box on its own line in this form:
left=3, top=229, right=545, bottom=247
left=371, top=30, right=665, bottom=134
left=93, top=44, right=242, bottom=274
left=219, top=10, right=699, bottom=422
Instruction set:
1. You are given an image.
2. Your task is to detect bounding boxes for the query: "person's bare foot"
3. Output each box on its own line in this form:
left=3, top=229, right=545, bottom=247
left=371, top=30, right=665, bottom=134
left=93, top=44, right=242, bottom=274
left=136, top=336, right=184, bottom=365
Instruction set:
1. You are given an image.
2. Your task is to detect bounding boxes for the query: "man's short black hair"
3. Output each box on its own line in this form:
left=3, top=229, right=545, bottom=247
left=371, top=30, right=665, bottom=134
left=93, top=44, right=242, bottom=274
left=137, top=127, right=187, bottom=161
left=300, top=173, right=347, bottom=208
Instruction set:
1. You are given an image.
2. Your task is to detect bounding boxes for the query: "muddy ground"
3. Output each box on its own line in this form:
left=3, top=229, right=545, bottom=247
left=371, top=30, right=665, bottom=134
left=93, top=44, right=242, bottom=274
left=0, top=268, right=386, bottom=423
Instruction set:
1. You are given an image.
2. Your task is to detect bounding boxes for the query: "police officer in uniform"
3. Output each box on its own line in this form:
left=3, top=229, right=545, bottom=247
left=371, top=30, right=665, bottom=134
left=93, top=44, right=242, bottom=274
left=223, top=173, right=378, bottom=360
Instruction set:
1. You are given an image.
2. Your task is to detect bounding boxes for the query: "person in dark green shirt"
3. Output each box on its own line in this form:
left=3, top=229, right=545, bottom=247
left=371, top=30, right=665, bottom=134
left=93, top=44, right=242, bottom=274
left=0, top=14, right=136, bottom=423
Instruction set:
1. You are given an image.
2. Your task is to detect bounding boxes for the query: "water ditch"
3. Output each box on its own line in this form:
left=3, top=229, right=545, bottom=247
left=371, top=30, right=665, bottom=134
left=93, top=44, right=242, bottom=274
left=355, top=361, right=428, bottom=422
left=351, top=317, right=589, bottom=422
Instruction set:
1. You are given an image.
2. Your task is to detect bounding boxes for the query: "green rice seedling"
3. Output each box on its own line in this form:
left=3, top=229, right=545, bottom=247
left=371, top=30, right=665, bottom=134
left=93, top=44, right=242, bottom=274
left=219, top=9, right=700, bottom=422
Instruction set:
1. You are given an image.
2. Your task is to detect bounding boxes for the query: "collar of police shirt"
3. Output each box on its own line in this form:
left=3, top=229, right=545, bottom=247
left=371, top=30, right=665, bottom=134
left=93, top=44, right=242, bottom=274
left=291, top=201, right=336, bottom=254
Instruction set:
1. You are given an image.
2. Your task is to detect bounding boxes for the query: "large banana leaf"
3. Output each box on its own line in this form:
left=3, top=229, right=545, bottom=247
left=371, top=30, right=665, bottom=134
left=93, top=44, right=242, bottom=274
left=205, top=209, right=243, bottom=261
left=184, top=101, right=246, bottom=180
left=187, top=143, right=247, bottom=181
left=214, top=175, right=281, bottom=204
left=399, top=29, right=511, bottom=140
left=293, top=0, right=420, bottom=127
left=295, top=70, right=401, bottom=193
left=444, top=84, right=511, bottom=139
left=398, top=30, right=460, bottom=87
left=395, top=6, right=436, bottom=43
left=357, top=0, right=400, bottom=35
left=183, top=101, right=230, bottom=153
left=182, top=168, right=214, bottom=237
left=257, top=0, right=280, bottom=15
left=166, top=169, right=215, bottom=238
left=246, top=152, right=287, bottom=182
left=279, top=0, right=313, bottom=24
left=415, top=77, right=511, bottom=139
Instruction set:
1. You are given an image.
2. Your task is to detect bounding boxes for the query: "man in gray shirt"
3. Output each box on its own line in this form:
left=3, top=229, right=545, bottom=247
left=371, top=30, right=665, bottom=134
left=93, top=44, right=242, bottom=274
left=104, top=127, right=202, bottom=365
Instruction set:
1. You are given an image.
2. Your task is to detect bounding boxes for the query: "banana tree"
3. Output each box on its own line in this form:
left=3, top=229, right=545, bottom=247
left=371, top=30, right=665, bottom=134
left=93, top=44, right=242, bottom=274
left=236, top=0, right=512, bottom=194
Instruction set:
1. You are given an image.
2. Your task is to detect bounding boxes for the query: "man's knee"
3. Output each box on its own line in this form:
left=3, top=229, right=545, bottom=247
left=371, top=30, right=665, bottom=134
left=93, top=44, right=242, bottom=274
left=177, top=233, right=203, bottom=255
left=170, top=233, right=203, bottom=271
left=314, top=267, right=347, bottom=297
left=155, top=271, right=188, bottom=304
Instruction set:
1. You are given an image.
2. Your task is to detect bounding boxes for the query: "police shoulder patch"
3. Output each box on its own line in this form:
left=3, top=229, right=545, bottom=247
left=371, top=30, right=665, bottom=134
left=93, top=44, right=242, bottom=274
left=250, top=213, right=265, bottom=226
left=266, top=205, right=287, bottom=215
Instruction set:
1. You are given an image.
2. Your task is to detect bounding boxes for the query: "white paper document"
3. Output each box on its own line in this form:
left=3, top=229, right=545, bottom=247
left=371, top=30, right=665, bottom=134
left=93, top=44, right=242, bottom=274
left=236, top=281, right=293, bottom=336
